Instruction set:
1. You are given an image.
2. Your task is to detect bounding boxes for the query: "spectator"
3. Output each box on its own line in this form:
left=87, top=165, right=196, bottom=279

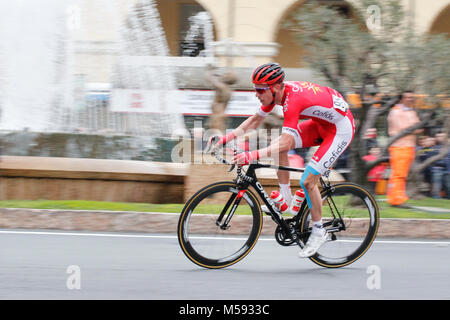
left=417, top=136, right=434, bottom=190
left=363, top=128, right=378, bottom=150
left=416, top=135, right=428, bottom=152
left=333, top=147, right=351, bottom=180
left=386, top=91, right=422, bottom=206
left=430, top=132, right=450, bottom=198
left=362, top=147, right=386, bottom=193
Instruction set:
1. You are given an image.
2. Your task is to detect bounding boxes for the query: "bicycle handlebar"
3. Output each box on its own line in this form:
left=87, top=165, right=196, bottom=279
left=210, top=136, right=310, bottom=183
left=211, top=137, right=231, bottom=164
left=211, top=136, right=238, bottom=173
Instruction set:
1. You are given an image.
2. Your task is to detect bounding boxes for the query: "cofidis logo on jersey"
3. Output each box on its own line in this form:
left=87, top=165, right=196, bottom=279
left=312, top=110, right=335, bottom=121
left=323, top=141, right=348, bottom=169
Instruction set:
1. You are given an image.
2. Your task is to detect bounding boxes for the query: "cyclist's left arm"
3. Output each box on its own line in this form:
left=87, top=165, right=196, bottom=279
left=232, top=100, right=298, bottom=164
left=235, top=113, right=266, bottom=135
left=208, top=113, right=266, bottom=150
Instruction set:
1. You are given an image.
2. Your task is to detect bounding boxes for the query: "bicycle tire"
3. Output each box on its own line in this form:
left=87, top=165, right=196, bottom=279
left=299, top=183, right=379, bottom=268
left=178, top=181, right=263, bottom=269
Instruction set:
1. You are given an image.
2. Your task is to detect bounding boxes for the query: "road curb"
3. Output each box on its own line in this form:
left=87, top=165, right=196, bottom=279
left=0, top=208, right=449, bottom=239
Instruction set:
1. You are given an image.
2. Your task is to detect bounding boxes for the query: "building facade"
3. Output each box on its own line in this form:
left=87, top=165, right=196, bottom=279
left=71, top=0, right=450, bottom=85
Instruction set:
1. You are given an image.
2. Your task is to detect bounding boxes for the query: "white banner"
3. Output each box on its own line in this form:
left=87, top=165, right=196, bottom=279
left=180, top=90, right=260, bottom=116
left=110, top=89, right=179, bottom=113
left=110, top=89, right=283, bottom=116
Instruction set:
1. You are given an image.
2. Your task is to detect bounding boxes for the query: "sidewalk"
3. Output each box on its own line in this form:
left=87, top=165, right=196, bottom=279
left=377, top=198, right=450, bottom=214
left=0, top=208, right=449, bottom=239
left=408, top=205, right=450, bottom=214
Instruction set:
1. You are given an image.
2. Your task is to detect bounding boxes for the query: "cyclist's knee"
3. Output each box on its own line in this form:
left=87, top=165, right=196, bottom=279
left=300, top=166, right=320, bottom=190
left=301, top=179, right=315, bottom=191
left=299, top=176, right=308, bottom=191
left=301, top=167, right=320, bottom=209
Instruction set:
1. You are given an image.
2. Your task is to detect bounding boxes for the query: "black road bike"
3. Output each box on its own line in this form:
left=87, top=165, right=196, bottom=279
left=178, top=140, right=379, bottom=269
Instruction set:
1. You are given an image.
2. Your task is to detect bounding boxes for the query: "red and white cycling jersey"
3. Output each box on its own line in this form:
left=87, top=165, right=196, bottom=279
left=257, top=81, right=355, bottom=174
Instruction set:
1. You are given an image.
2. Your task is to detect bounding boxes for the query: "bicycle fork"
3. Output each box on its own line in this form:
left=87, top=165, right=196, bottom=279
left=215, top=189, right=247, bottom=230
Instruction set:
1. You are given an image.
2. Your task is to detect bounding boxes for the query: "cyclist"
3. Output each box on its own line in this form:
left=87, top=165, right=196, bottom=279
left=211, top=63, right=355, bottom=258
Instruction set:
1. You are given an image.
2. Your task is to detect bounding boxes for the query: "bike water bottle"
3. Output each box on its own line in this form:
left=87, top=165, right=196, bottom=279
left=270, top=191, right=289, bottom=214
left=289, top=189, right=305, bottom=215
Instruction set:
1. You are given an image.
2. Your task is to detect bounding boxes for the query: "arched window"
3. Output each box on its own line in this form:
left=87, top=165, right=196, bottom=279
left=429, top=4, right=450, bottom=36
left=156, top=0, right=216, bottom=56
left=273, top=0, right=362, bottom=68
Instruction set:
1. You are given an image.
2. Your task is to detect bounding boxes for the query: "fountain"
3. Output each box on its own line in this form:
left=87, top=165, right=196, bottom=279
left=0, top=0, right=74, bottom=132
left=110, top=0, right=186, bottom=137
left=181, top=11, right=214, bottom=58
left=0, top=0, right=190, bottom=160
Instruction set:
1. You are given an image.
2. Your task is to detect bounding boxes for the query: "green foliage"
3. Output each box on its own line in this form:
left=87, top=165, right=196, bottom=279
left=286, top=0, right=450, bottom=187
left=0, top=200, right=186, bottom=213
left=0, top=199, right=448, bottom=219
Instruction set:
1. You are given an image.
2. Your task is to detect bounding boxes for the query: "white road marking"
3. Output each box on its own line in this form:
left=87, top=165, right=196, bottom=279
left=0, top=230, right=448, bottom=245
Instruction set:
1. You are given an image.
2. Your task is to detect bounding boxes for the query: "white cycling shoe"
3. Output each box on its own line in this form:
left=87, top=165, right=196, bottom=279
left=298, top=230, right=329, bottom=258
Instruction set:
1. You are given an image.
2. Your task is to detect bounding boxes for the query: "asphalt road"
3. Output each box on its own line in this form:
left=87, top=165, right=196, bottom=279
left=0, top=229, right=449, bottom=300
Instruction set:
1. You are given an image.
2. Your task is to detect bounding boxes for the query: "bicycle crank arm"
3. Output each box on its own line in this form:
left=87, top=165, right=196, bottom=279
left=286, top=224, right=305, bottom=248
left=293, top=236, right=305, bottom=248
left=325, top=228, right=342, bottom=241
left=325, top=219, right=346, bottom=232
left=326, top=227, right=342, bottom=233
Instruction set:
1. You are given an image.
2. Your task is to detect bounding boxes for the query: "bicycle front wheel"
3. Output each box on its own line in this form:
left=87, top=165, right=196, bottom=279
left=178, top=181, right=263, bottom=269
left=300, top=183, right=379, bottom=268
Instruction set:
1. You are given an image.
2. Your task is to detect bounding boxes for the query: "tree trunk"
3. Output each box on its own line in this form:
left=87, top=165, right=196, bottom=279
left=348, top=96, right=397, bottom=187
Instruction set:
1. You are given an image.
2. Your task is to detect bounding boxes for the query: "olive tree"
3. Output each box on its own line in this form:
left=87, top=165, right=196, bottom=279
left=287, top=0, right=450, bottom=191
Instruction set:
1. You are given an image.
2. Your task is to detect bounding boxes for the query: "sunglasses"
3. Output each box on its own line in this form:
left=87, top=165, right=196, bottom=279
left=254, top=86, right=271, bottom=94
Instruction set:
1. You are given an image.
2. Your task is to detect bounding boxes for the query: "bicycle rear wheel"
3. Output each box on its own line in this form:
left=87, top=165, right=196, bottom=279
left=299, top=183, right=379, bottom=268
left=178, top=181, right=263, bottom=269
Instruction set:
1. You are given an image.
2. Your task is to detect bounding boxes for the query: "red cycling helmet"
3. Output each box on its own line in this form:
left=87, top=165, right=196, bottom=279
left=252, top=63, right=285, bottom=85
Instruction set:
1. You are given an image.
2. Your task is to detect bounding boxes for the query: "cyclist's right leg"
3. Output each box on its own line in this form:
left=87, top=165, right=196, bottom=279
left=261, top=122, right=318, bottom=214
left=260, top=150, right=291, bottom=213
left=276, top=150, right=292, bottom=204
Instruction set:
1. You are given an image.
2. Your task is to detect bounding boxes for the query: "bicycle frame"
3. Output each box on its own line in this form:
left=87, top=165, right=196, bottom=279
left=180, top=141, right=379, bottom=268
left=211, top=140, right=347, bottom=246
left=218, top=161, right=341, bottom=247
